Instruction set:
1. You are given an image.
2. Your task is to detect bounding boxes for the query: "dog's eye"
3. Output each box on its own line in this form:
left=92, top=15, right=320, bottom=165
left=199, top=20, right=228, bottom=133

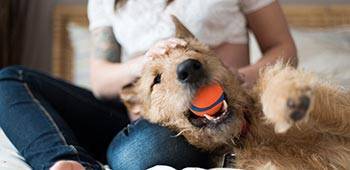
left=193, top=49, right=201, bottom=53
left=154, top=74, right=161, bottom=84
left=189, top=47, right=201, bottom=54
left=151, top=74, right=161, bottom=89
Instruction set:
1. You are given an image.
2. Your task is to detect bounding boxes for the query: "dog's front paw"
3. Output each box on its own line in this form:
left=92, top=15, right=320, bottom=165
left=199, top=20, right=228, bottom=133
left=262, top=85, right=314, bottom=133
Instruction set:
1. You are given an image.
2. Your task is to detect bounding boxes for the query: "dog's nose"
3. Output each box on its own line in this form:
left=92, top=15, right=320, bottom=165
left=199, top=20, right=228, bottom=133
left=177, top=59, right=203, bottom=83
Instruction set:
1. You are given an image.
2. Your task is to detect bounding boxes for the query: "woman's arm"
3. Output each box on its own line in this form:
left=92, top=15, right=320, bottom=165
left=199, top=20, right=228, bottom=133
left=240, top=1, right=297, bottom=86
left=90, top=27, right=147, bottom=99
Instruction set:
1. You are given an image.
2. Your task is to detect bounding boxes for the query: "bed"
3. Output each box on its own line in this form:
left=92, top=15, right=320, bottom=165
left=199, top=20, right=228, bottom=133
left=1, top=4, right=350, bottom=170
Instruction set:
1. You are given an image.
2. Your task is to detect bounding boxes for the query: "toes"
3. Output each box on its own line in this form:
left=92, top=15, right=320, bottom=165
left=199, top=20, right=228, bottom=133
left=50, top=161, right=85, bottom=170
left=299, top=95, right=310, bottom=110
left=287, top=95, right=311, bottom=121
left=290, top=111, right=306, bottom=121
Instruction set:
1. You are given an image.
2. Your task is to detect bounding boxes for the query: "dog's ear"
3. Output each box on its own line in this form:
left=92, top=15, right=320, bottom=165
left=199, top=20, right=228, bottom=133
left=120, top=79, right=143, bottom=117
left=171, top=15, right=195, bottom=39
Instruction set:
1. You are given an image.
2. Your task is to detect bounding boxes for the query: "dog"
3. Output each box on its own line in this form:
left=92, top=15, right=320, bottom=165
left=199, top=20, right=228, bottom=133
left=121, top=16, right=350, bottom=169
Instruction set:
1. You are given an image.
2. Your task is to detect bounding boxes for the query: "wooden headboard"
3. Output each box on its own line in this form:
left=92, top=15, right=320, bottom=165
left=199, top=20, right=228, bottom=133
left=52, top=4, right=350, bottom=81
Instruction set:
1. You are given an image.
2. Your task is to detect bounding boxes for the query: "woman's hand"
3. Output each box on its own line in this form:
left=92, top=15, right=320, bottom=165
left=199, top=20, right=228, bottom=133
left=127, top=55, right=149, bottom=77
left=130, top=38, right=188, bottom=76
left=228, top=67, right=250, bottom=88
left=146, top=38, right=187, bottom=59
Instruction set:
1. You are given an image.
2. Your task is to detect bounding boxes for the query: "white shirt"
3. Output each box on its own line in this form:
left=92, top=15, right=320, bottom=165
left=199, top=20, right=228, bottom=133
left=88, top=0, right=274, bottom=62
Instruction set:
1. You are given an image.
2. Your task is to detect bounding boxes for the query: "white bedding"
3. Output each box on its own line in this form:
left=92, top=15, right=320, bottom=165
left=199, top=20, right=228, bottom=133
left=1, top=26, right=349, bottom=169
left=250, top=27, right=350, bottom=89
left=0, top=129, right=31, bottom=170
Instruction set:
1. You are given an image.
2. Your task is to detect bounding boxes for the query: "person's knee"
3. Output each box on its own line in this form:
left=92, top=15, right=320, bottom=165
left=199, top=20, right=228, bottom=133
left=107, top=119, right=211, bottom=170
left=0, top=66, right=32, bottom=115
left=0, top=65, right=28, bottom=80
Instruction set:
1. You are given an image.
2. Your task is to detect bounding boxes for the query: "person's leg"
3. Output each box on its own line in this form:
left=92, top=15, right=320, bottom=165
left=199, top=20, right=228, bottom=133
left=107, top=119, right=211, bottom=170
left=18, top=67, right=130, bottom=162
left=0, top=66, right=129, bottom=169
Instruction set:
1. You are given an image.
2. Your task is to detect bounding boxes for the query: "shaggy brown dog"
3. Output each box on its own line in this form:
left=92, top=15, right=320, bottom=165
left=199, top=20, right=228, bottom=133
left=121, top=16, right=350, bottom=169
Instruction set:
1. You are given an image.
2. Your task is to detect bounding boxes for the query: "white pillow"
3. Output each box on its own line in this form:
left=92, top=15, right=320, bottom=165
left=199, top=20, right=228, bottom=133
left=0, top=129, right=31, bottom=170
left=250, top=27, right=350, bottom=88
left=67, top=23, right=93, bottom=89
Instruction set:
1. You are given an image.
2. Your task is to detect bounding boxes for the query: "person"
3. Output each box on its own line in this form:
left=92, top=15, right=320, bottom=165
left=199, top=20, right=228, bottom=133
left=0, top=0, right=296, bottom=169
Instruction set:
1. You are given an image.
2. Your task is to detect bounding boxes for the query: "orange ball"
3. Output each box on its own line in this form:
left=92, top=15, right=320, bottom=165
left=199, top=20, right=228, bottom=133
left=190, top=83, right=225, bottom=117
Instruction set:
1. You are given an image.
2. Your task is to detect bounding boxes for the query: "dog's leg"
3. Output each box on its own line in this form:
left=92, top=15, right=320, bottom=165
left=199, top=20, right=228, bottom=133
left=308, top=83, right=350, bottom=137
left=257, top=63, right=350, bottom=136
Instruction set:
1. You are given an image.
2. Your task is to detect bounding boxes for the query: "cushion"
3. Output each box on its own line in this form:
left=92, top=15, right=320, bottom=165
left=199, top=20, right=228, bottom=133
left=250, top=27, right=350, bottom=88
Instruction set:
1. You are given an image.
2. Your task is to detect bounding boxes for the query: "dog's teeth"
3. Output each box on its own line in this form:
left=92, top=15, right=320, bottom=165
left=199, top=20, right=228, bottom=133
left=220, top=100, right=228, bottom=114
left=203, top=100, right=229, bottom=123
left=204, top=114, right=214, bottom=120
left=214, top=117, right=221, bottom=121
left=223, top=100, right=228, bottom=110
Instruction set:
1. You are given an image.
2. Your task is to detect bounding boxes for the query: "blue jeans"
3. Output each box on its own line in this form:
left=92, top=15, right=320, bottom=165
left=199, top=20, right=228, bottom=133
left=0, top=66, right=210, bottom=170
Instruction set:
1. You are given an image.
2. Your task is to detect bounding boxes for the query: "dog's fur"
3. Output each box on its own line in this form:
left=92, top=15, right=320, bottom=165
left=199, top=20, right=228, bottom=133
left=121, top=17, right=350, bottom=169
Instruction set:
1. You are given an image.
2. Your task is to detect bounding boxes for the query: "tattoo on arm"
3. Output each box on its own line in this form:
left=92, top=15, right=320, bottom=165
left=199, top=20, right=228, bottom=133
left=91, top=27, right=121, bottom=62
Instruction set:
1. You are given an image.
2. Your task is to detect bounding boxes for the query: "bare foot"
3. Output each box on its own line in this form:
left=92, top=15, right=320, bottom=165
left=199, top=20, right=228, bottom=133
left=50, top=160, right=85, bottom=170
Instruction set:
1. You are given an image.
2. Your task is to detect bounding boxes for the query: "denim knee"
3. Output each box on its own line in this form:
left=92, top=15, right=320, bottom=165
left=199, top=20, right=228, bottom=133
left=107, top=119, right=211, bottom=170
left=0, top=65, right=33, bottom=123
left=0, top=65, right=28, bottom=81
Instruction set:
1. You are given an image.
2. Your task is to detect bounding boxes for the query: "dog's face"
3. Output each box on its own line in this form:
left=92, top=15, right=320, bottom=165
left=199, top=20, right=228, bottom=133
left=136, top=17, right=251, bottom=151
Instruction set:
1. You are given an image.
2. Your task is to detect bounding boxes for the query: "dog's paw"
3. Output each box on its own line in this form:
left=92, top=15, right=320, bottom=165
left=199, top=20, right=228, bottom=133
left=276, top=87, right=314, bottom=133
left=262, top=85, right=314, bottom=133
left=286, top=91, right=312, bottom=122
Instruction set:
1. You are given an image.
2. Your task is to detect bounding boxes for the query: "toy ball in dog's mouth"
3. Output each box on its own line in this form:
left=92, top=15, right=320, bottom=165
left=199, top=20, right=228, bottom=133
left=189, top=83, right=230, bottom=126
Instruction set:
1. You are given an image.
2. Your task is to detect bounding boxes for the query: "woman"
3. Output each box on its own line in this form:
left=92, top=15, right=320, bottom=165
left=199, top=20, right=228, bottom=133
left=0, top=0, right=296, bottom=169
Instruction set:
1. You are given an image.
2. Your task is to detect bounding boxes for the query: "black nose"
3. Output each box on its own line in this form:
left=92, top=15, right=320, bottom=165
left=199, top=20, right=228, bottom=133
left=176, top=59, right=203, bottom=83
